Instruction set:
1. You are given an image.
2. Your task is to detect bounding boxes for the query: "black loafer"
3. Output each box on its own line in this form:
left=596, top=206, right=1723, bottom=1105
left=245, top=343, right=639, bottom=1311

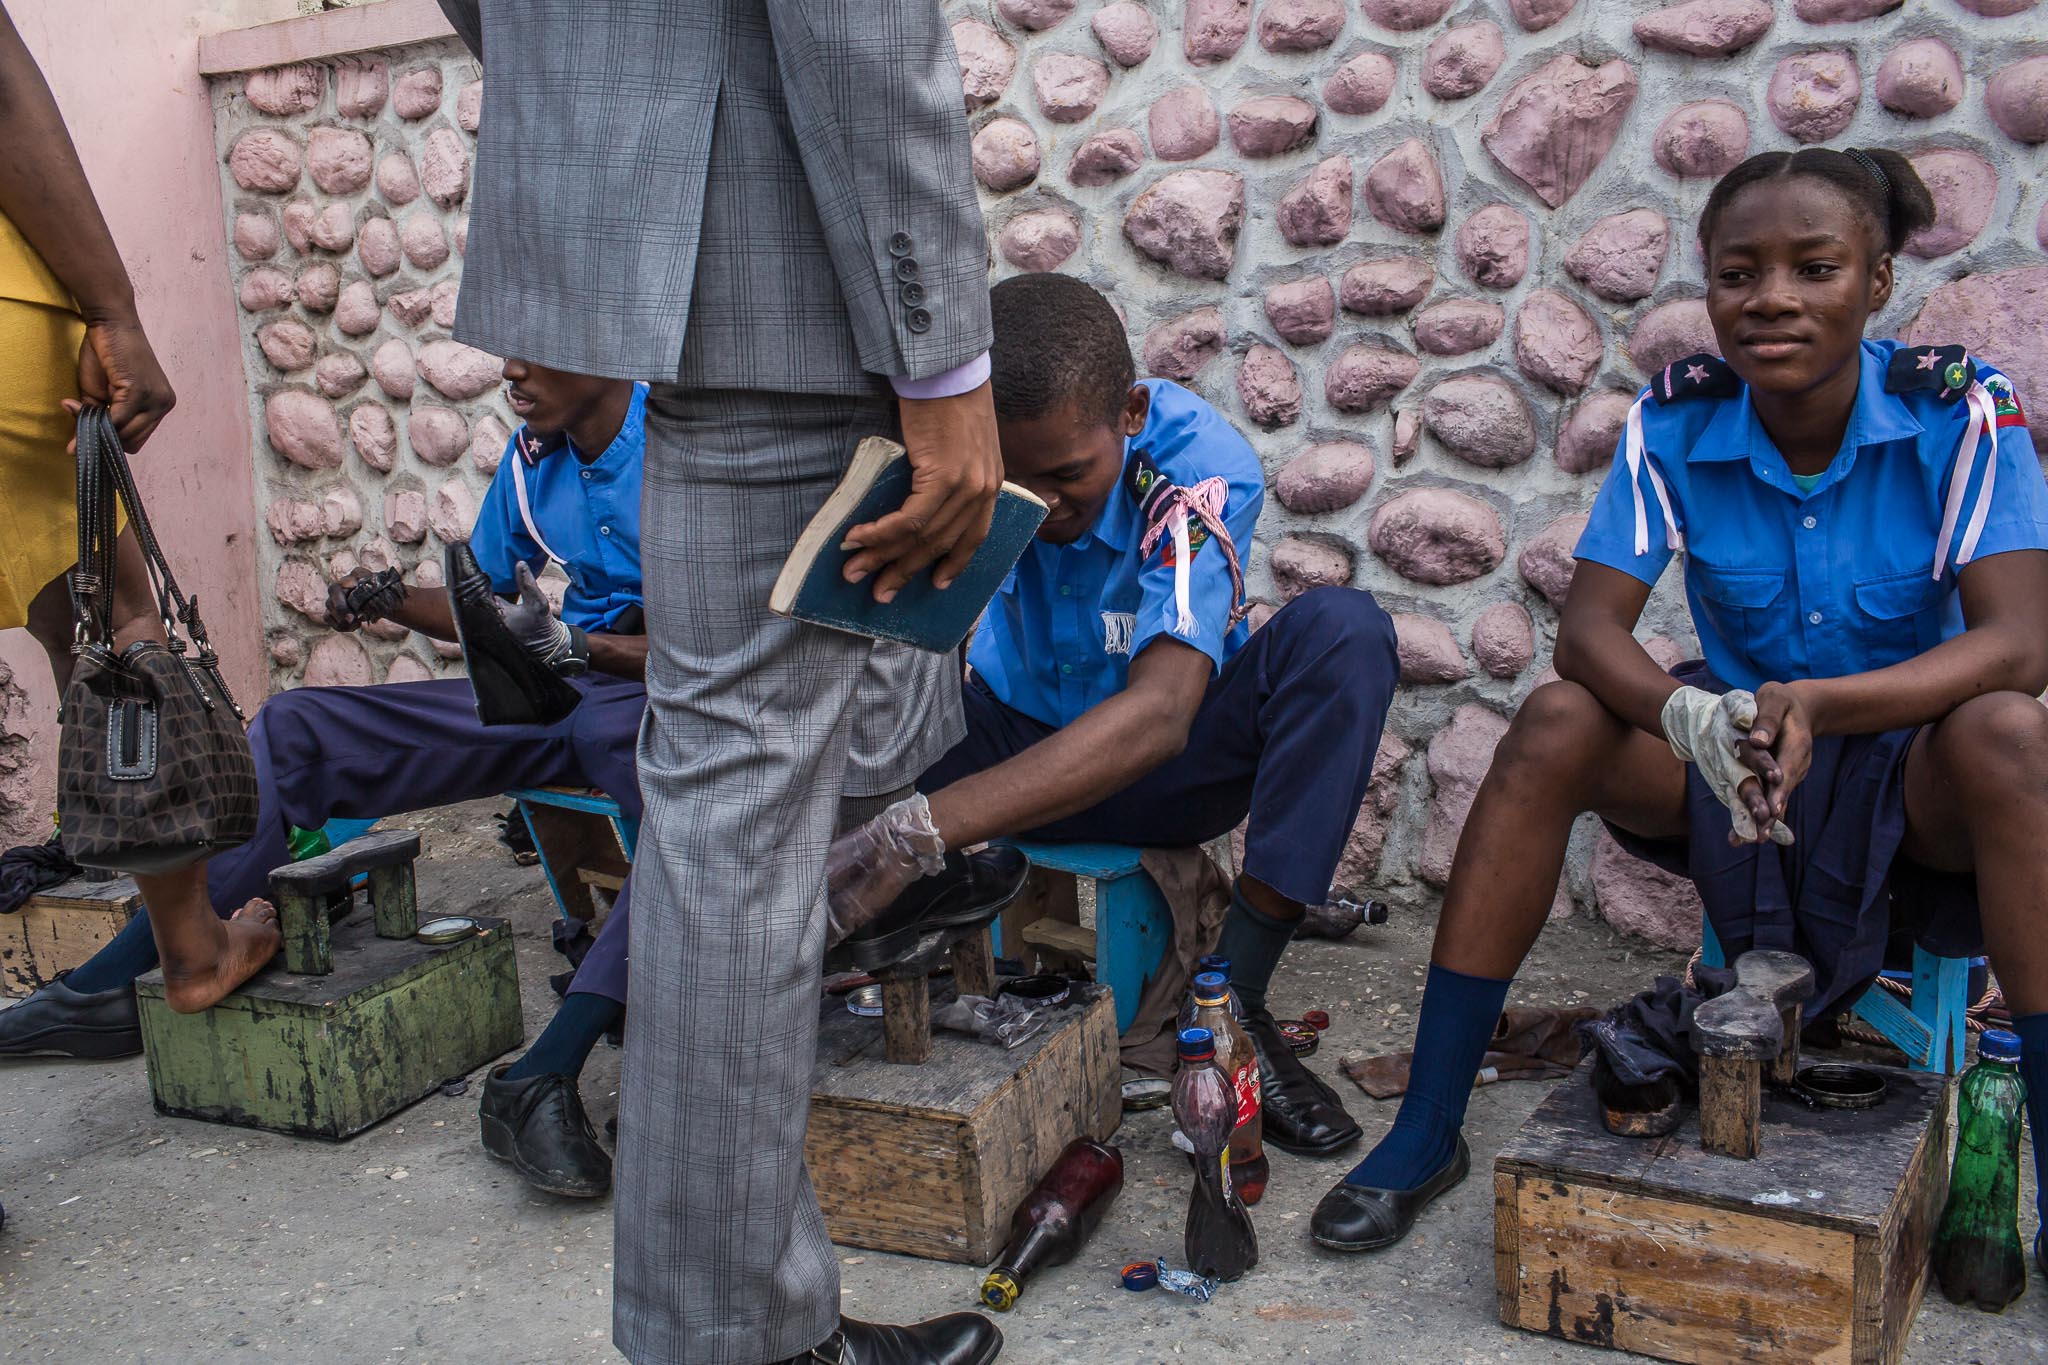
left=1243, top=1008, right=1361, bottom=1157
left=0, top=975, right=142, bottom=1060
left=1309, top=1136, right=1471, bottom=1252
left=479, top=1067, right=611, bottom=1199
left=826, top=847, right=1030, bottom=975
left=784, top=1313, right=1002, bottom=1365
left=446, top=542, right=582, bottom=728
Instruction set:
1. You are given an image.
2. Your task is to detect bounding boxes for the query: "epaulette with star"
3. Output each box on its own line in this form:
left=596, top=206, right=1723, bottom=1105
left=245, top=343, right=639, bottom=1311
left=1887, top=344, right=1976, bottom=402
left=1123, top=448, right=1171, bottom=521
left=1647, top=353, right=1742, bottom=404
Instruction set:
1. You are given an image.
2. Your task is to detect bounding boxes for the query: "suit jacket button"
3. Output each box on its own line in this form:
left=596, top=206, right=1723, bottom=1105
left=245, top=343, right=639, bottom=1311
left=888, top=232, right=914, bottom=257
left=894, top=257, right=920, bottom=282
left=906, top=308, right=933, bottom=334
left=899, top=281, right=927, bottom=307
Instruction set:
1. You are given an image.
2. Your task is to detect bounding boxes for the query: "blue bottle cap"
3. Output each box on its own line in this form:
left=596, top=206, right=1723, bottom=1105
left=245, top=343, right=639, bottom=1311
left=1192, top=970, right=1228, bottom=994
left=1198, top=955, right=1231, bottom=974
left=1177, top=1027, right=1216, bottom=1061
left=1979, top=1029, right=2022, bottom=1063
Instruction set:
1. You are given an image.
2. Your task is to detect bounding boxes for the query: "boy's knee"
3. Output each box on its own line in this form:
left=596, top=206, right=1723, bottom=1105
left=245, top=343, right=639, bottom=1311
left=1497, top=681, right=1614, bottom=775
left=1272, top=586, right=1396, bottom=668
left=1933, top=692, right=2048, bottom=798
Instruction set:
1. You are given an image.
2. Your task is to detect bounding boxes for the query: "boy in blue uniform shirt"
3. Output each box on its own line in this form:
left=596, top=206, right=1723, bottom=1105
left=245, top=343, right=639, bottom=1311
left=1314, top=147, right=2048, bottom=1269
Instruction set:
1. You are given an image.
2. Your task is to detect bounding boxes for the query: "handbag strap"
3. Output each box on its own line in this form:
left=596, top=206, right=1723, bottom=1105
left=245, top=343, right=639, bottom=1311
left=71, top=406, right=121, bottom=647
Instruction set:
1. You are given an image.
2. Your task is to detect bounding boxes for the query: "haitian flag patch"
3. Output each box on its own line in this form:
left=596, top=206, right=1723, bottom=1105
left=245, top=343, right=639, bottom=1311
left=1984, top=374, right=2027, bottom=430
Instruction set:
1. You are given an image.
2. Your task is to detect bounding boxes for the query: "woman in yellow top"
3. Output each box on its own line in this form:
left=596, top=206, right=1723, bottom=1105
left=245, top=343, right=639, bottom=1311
left=0, top=4, right=278, bottom=1027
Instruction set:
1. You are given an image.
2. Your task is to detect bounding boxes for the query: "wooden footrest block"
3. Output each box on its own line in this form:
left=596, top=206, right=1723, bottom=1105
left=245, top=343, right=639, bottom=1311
left=2, top=875, right=141, bottom=997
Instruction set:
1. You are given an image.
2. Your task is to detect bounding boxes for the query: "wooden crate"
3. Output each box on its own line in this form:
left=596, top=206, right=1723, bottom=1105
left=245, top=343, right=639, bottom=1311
left=1494, top=1061, right=1950, bottom=1365
left=1, top=875, right=141, bottom=997
left=806, top=989, right=1120, bottom=1264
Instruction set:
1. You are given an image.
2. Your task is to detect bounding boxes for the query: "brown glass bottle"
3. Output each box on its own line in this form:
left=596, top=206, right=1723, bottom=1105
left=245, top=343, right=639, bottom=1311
left=1190, top=970, right=1267, bottom=1206
left=979, top=1137, right=1125, bottom=1311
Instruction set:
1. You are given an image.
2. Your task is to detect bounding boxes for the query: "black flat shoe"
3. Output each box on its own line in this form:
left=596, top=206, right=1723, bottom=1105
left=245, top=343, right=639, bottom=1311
left=479, top=1067, right=611, bottom=1199
left=826, top=847, right=1030, bottom=975
left=782, top=1313, right=1002, bottom=1365
left=1309, top=1136, right=1470, bottom=1252
left=0, top=974, right=141, bottom=1060
left=1243, top=1008, right=1361, bottom=1157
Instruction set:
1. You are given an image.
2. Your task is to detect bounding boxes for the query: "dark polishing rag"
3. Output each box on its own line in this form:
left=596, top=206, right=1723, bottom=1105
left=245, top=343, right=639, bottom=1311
left=1340, top=1005, right=1601, bottom=1100
left=0, top=838, right=81, bottom=915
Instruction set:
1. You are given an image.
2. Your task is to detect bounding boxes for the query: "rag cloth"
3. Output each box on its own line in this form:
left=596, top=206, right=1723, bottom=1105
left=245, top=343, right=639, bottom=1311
left=0, top=837, right=81, bottom=915
left=1339, top=1005, right=1600, bottom=1100
left=1578, top=967, right=1738, bottom=1090
left=1117, top=845, right=1232, bottom=1079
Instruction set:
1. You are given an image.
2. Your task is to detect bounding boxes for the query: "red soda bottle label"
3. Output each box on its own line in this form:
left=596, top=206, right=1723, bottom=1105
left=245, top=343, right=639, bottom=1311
left=1231, top=1061, right=1260, bottom=1128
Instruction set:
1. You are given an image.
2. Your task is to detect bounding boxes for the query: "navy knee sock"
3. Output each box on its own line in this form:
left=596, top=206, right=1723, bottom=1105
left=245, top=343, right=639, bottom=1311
left=502, top=991, right=624, bottom=1082
left=1211, top=885, right=1295, bottom=1017
left=62, top=909, right=161, bottom=994
left=1343, top=963, right=1510, bottom=1190
left=2012, top=1013, right=2048, bottom=1252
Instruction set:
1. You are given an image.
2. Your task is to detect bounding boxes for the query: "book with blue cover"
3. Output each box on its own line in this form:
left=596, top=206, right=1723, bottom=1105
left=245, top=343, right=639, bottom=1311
left=769, top=436, right=1048, bottom=653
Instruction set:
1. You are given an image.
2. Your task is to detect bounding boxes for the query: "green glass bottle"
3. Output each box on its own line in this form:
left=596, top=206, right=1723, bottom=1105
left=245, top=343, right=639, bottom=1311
left=285, top=825, right=331, bottom=863
left=1932, top=1028, right=2028, bottom=1312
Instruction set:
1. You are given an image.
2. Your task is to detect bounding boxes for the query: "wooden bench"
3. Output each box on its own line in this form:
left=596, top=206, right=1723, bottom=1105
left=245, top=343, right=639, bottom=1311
left=990, top=840, right=1173, bottom=1035
left=506, top=786, right=638, bottom=924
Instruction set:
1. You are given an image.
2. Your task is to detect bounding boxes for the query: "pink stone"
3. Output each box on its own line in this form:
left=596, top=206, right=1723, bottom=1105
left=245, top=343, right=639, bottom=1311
left=233, top=212, right=279, bottom=262
left=1033, top=52, right=1109, bottom=122
left=1270, top=537, right=1353, bottom=599
left=1556, top=391, right=1634, bottom=473
left=430, top=281, right=461, bottom=328
left=1629, top=299, right=1721, bottom=374
left=1341, top=258, right=1434, bottom=315
left=358, top=217, right=401, bottom=277
left=1482, top=55, right=1638, bottom=208
left=1259, top=0, right=1344, bottom=52
left=1151, top=87, right=1221, bottom=161
left=1142, top=307, right=1226, bottom=380
left=1332, top=734, right=1412, bottom=889
left=1069, top=129, right=1144, bottom=186
left=1517, top=513, right=1590, bottom=609
left=1508, top=0, right=1576, bottom=29
left=1904, top=149, right=1997, bottom=258
left=471, top=415, right=511, bottom=474
left=420, top=128, right=470, bottom=208
left=2040, top=200, right=2048, bottom=252
left=228, top=129, right=301, bottom=194
left=349, top=403, right=397, bottom=472
left=1276, top=156, right=1353, bottom=248
left=384, top=488, right=428, bottom=544
left=1091, top=2, right=1157, bottom=66
left=1907, top=266, right=2048, bottom=444
left=1793, top=0, right=1900, bottom=18
left=1184, top=0, right=1252, bottom=64
left=393, top=65, right=443, bottom=120
left=280, top=200, right=316, bottom=255
left=401, top=214, right=449, bottom=270
left=1423, top=23, right=1506, bottom=100
left=1988, top=57, right=2048, bottom=144
left=321, top=487, right=363, bottom=539
left=1455, top=205, right=1529, bottom=288
left=1515, top=289, right=1602, bottom=394
left=265, top=498, right=324, bottom=546
left=453, top=219, right=468, bottom=257
left=334, top=60, right=388, bottom=118
left=1953, top=0, right=2037, bottom=12
left=1229, top=96, right=1318, bottom=157
left=1414, top=299, right=1505, bottom=355
left=1769, top=52, right=1861, bottom=143
left=1368, top=488, right=1506, bottom=585
left=377, top=153, right=420, bottom=206
left=372, top=339, right=415, bottom=399
left=384, top=654, right=436, bottom=686
left=1392, top=408, right=1420, bottom=465
left=258, top=319, right=317, bottom=373
left=1263, top=278, right=1336, bottom=345
left=1472, top=603, right=1534, bottom=678
left=239, top=268, right=293, bottom=313
left=270, top=633, right=305, bottom=669
left=998, top=208, right=1081, bottom=272
left=952, top=21, right=1017, bottom=110
left=335, top=281, right=380, bottom=337
left=246, top=63, right=323, bottom=117
left=408, top=406, right=469, bottom=467
left=1418, top=704, right=1510, bottom=885
left=1394, top=613, right=1470, bottom=684
left=265, top=390, right=344, bottom=469
left=1363, top=139, right=1446, bottom=234
left=1324, top=52, right=1397, bottom=117
left=315, top=352, right=367, bottom=398
left=312, top=202, right=356, bottom=253
left=358, top=535, right=398, bottom=574
left=388, top=286, right=434, bottom=328
left=1359, top=0, right=1455, bottom=31
left=457, top=81, right=483, bottom=133
left=304, top=633, right=374, bottom=689
left=296, top=263, right=340, bottom=313
left=1631, top=0, right=1772, bottom=57
left=418, top=340, right=503, bottom=400
left=306, top=127, right=373, bottom=195
left=429, top=481, right=479, bottom=544
left=1654, top=102, right=1750, bottom=178
left=1592, top=829, right=1704, bottom=949
left=1876, top=40, right=1964, bottom=118
left=1325, top=346, right=1420, bottom=412
left=972, top=118, right=1040, bottom=192
left=274, top=559, right=330, bottom=620
left=998, top=0, right=1076, bottom=29
left=1564, top=209, right=1668, bottom=302
left=1422, top=374, right=1536, bottom=468
left=1123, top=170, right=1244, bottom=280
left=1275, top=442, right=1375, bottom=513
left=1237, top=345, right=1302, bottom=427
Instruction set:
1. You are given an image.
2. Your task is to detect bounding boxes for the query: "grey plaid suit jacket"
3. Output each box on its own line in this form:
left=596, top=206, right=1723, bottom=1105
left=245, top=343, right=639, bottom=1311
left=436, top=0, right=992, bottom=392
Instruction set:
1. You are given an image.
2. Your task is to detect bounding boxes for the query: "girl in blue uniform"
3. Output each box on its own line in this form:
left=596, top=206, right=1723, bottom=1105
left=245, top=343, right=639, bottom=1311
left=1311, top=147, right=2048, bottom=1266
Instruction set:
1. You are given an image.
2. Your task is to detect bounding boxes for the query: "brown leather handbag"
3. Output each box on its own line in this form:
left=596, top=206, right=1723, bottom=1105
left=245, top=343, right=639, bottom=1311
left=56, top=406, right=258, bottom=873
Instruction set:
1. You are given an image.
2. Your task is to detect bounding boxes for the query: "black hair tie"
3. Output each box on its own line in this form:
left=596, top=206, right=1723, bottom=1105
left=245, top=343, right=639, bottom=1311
left=1845, top=148, right=1890, bottom=198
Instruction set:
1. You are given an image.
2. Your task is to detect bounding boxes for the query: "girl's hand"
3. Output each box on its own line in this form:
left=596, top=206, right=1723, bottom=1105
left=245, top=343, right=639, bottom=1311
left=75, top=317, right=175, bottom=453
left=1745, top=680, right=1817, bottom=826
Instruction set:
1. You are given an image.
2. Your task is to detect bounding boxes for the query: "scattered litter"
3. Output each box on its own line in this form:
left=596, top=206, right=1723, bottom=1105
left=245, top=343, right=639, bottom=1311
left=1154, top=1260, right=1219, bottom=1304
left=389, top=1169, right=410, bottom=1181
left=438, top=1076, right=471, bottom=1098
left=56, top=1196, right=79, bottom=1207
left=188, top=1148, right=219, bottom=1159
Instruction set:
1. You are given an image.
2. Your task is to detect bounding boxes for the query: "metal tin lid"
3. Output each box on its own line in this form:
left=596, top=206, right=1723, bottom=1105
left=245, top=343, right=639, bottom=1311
left=1980, top=1028, right=2022, bottom=1063
left=1277, top=1020, right=1320, bottom=1056
left=416, top=916, right=480, bottom=945
left=1000, top=975, right=1070, bottom=1006
left=846, top=984, right=884, bottom=1017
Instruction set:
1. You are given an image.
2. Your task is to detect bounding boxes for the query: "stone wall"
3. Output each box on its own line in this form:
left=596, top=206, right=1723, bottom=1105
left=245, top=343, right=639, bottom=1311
left=208, top=2, right=2047, bottom=945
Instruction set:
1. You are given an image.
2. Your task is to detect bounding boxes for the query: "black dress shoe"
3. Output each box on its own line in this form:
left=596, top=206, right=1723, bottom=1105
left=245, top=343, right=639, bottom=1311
left=780, top=1313, right=1002, bottom=1365
left=445, top=542, right=581, bottom=727
left=826, top=847, right=1030, bottom=975
left=479, top=1067, right=611, bottom=1198
left=1242, top=1008, right=1362, bottom=1157
left=0, top=974, right=141, bottom=1060
left=1309, top=1136, right=1470, bottom=1252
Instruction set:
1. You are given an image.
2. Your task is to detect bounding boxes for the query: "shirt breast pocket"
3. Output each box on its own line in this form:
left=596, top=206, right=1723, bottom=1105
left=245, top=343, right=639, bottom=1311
left=1853, top=568, right=1945, bottom=663
left=1691, top=563, right=1786, bottom=655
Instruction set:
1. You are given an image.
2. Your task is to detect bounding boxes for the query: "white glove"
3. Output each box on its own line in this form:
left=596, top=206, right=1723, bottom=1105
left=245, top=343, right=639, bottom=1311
left=823, top=793, right=947, bottom=944
left=1660, top=686, right=1793, bottom=846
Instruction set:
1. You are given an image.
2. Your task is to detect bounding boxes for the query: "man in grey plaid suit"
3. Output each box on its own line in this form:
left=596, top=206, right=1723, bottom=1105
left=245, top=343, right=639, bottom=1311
left=435, top=4, right=1006, bottom=1363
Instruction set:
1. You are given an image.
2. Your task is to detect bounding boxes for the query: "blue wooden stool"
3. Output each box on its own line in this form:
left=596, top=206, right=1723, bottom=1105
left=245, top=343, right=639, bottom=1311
left=506, top=787, right=639, bottom=923
left=991, top=840, right=1174, bottom=1035
left=1701, top=917, right=1970, bottom=1074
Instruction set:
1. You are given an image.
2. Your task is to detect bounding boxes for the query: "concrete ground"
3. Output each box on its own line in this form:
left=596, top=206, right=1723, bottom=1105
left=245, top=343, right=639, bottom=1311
left=2, top=799, right=2042, bottom=1364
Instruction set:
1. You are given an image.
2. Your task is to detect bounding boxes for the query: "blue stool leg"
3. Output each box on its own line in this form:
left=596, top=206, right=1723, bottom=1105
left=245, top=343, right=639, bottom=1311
left=1913, top=946, right=1970, bottom=1075
left=1096, top=872, right=1174, bottom=1036
left=615, top=816, right=640, bottom=860
left=1699, top=915, right=1726, bottom=971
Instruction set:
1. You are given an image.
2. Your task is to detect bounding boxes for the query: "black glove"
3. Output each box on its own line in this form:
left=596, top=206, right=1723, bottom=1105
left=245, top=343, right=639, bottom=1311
left=498, top=562, right=589, bottom=676
left=325, top=568, right=408, bottom=632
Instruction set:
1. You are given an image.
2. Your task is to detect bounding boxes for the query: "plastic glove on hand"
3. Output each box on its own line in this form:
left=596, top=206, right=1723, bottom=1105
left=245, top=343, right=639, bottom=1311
left=1660, top=686, right=1793, bottom=845
left=498, top=562, right=588, bottom=676
left=823, top=793, right=947, bottom=945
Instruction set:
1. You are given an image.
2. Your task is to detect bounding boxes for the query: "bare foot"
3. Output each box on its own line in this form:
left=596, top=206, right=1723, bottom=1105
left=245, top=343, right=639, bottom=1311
left=161, top=900, right=282, bottom=1014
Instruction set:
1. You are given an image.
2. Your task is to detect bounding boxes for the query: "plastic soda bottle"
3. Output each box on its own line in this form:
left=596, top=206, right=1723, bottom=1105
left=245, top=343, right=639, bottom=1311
left=1172, top=1028, right=1257, bottom=1282
left=286, top=825, right=331, bottom=861
left=1933, top=1029, right=2029, bottom=1311
left=1178, top=956, right=1244, bottom=1033
left=1189, top=971, right=1267, bottom=1205
left=979, top=1138, right=1124, bottom=1311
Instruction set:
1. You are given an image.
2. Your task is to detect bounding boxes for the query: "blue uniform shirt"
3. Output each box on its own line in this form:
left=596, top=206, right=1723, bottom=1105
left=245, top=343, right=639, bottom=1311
left=468, top=382, right=647, bottom=633
left=970, top=380, right=1264, bottom=728
left=1575, top=341, right=2048, bottom=692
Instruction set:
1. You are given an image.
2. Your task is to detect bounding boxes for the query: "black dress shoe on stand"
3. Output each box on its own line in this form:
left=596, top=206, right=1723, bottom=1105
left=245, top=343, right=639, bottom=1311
left=0, top=974, right=142, bottom=1059
left=479, top=1067, right=612, bottom=1199
left=779, top=1314, right=1002, bottom=1365
left=825, top=847, right=1030, bottom=975
left=1309, top=1136, right=1471, bottom=1252
left=1243, top=1008, right=1362, bottom=1156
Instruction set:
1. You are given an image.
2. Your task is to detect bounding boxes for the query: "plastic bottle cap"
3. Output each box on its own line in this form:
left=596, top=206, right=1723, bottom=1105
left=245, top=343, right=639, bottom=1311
left=1120, top=1262, right=1160, bottom=1291
left=1193, top=970, right=1227, bottom=994
left=1198, top=956, right=1231, bottom=975
left=1177, top=1026, right=1216, bottom=1062
left=979, top=1270, right=1020, bottom=1311
left=1979, top=1028, right=2022, bottom=1063
left=1302, top=1009, right=1331, bottom=1031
